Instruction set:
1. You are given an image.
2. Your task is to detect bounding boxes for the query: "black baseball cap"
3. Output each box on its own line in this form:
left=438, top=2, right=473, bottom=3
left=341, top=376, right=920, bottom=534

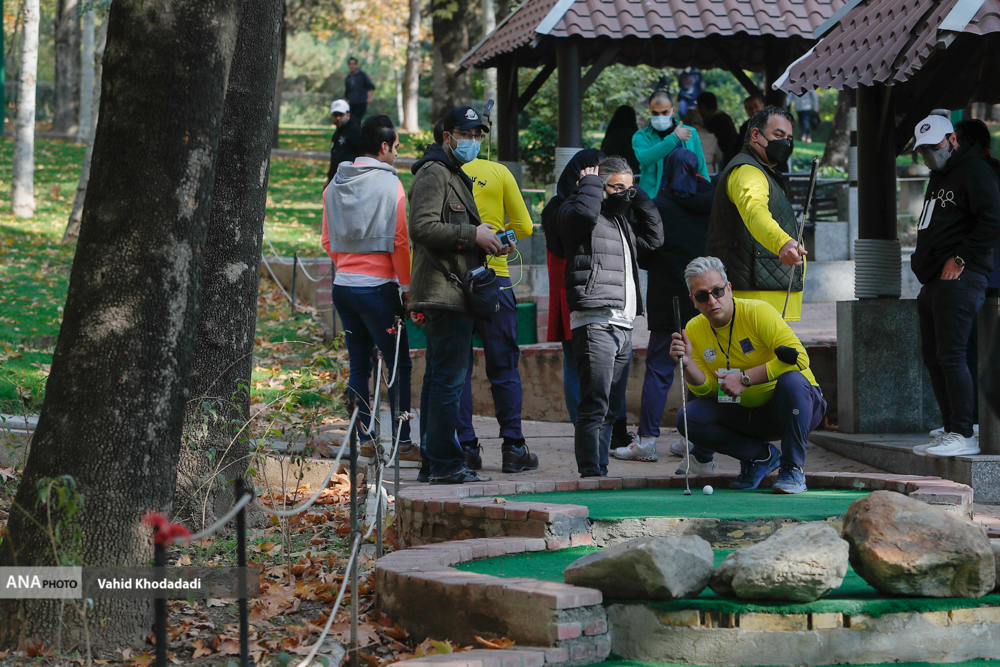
left=443, top=106, right=490, bottom=134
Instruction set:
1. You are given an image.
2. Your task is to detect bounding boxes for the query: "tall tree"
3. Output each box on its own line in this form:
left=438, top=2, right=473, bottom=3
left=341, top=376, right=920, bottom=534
left=52, top=0, right=82, bottom=135
left=0, top=0, right=244, bottom=651
left=482, top=0, right=496, bottom=124
left=402, top=0, right=421, bottom=132
left=176, top=0, right=283, bottom=528
left=77, top=7, right=96, bottom=143
left=432, top=0, right=470, bottom=120
left=821, top=89, right=852, bottom=169
left=270, top=14, right=286, bottom=148
left=11, top=0, right=39, bottom=218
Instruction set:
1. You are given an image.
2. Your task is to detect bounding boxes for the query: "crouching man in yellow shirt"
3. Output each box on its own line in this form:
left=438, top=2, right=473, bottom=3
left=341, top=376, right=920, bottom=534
left=669, top=256, right=826, bottom=494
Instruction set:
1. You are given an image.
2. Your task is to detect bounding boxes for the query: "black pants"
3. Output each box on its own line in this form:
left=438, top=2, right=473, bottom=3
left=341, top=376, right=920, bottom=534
left=917, top=271, right=987, bottom=438
left=349, top=101, right=368, bottom=121
left=571, top=323, right=632, bottom=477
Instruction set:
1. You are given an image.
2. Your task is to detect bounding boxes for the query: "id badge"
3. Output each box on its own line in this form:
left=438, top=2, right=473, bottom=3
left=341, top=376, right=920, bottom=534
left=717, top=368, right=741, bottom=404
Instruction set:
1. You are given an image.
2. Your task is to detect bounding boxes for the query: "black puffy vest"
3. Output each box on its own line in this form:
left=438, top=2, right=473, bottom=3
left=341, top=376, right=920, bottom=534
left=706, top=149, right=803, bottom=292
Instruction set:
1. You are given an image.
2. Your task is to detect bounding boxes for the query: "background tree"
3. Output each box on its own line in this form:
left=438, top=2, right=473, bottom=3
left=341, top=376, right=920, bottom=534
left=821, top=89, right=852, bottom=169
left=431, top=0, right=470, bottom=120
left=176, top=0, right=283, bottom=528
left=0, top=0, right=243, bottom=651
left=77, top=5, right=96, bottom=142
left=51, top=0, right=81, bottom=135
left=10, top=0, right=39, bottom=218
left=402, top=0, right=421, bottom=131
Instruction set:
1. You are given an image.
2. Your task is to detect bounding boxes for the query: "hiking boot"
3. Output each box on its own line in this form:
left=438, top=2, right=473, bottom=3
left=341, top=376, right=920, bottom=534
left=772, top=465, right=808, bottom=494
left=430, top=468, right=492, bottom=485
left=358, top=441, right=377, bottom=466
left=926, top=432, right=981, bottom=457
left=460, top=438, right=483, bottom=471
left=502, top=437, right=539, bottom=473
left=417, top=456, right=430, bottom=483
left=729, top=445, right=781, bottom=490
left=612, top=434, right=658, bottom=462
left=395, top=443, right=422, bottom=468
left=675, top=455, right=717, bottom=475
left=912, top=432, right=947, bottom=456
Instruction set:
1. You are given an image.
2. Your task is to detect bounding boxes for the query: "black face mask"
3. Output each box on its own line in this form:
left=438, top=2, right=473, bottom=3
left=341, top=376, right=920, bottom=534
left=760, top=136, right=793, bottom=165
left=603, top=190, right=633, bottom=216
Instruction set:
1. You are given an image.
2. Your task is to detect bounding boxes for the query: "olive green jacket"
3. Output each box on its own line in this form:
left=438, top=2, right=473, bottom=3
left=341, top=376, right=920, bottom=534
left=408, top=157, right=485, bottom=313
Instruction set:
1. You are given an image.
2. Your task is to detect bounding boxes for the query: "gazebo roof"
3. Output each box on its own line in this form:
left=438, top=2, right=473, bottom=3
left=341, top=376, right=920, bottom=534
left=778, top=0, right=1000, bottom=95
left=460, top=0, right=847, bottom=70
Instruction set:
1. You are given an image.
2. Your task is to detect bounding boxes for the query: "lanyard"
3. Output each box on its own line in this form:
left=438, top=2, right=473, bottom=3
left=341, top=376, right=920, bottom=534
left=710, top=302, right=737, bottom=370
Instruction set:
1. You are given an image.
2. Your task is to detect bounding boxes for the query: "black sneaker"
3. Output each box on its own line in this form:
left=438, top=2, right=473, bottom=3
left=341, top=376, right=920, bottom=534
left=460, top=438, right=483, bottom=471
left=417, top=457, right=430, bottom=483
left=430, top=468, right=492, bottom=485
left=502, top=437, right=539, bottom=473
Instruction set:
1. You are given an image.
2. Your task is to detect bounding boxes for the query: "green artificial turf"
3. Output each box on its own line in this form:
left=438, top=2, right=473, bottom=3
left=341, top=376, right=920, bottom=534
left=503, top=488, right=869, bottom=522
left=457, top=546, right=1000, bottom=618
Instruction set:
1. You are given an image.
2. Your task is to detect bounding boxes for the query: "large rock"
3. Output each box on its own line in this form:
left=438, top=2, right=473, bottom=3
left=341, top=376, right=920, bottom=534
left=709, top=522, right=849, bottom=602
left=992, top=539, right=1000, bottom=591
left=563, top=536, right=713, bottom=600
left=842, top=490, right=996, bottom=598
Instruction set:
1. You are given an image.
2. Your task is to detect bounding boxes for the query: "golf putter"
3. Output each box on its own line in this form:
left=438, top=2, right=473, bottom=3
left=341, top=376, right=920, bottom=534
left=782, top=157, right=820, bottom=319
left=674, top=296, right=691, bottom=495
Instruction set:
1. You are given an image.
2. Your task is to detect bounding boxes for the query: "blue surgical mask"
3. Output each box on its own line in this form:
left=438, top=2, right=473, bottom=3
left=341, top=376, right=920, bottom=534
left=650, top=116, right=674, bottom=132
left=453, top=138, right=482, bottom=163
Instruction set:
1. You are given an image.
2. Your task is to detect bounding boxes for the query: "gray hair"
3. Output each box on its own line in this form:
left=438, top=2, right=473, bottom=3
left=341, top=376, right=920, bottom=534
left=684, top=256, right=729, bottom=292
left=598, top=156, right=633, bottom=186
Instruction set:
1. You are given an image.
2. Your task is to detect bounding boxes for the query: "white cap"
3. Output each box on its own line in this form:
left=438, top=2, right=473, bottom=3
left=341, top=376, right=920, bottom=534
left=913, top=114, right=954, bottom=149
left=330, top=99, right=350, bottom=115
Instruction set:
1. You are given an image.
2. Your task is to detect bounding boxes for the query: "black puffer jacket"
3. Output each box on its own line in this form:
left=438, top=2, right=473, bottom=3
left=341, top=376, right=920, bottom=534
left=555, top=175, right=663, bottom=312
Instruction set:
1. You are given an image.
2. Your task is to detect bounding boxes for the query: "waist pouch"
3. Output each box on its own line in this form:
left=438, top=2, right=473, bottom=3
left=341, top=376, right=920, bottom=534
left=426, top=254, right=500, bottom=322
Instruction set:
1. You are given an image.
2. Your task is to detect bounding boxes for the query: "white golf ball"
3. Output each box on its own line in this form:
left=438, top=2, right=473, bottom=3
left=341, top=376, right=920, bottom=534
left=703, top=485, right=714, bottom=495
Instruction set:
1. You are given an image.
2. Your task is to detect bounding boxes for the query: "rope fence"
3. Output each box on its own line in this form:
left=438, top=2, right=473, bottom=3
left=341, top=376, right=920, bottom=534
left=148, top=319, right=407, bottom=667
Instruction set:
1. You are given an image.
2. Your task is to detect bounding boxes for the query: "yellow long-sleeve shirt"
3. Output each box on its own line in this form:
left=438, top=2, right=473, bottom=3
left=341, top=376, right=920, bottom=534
left=462, top=159, right=533, bottom=277
left=726, top=165, right=804, bottom=321
left=684, top=298, right=817, bottom=408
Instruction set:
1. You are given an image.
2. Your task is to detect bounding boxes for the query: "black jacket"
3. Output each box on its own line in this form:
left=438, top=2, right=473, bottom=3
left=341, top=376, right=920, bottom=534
left=327, top=117, right=361, bottom=179
left=704, top=110, right=740, bottom=166
left=640, top=179, right=715, bottom=331
left=911, top=145, right=1000, bottom=284
left=555, top=175, right=663, bottom=313
left=600, top=128, right=640, bottom=174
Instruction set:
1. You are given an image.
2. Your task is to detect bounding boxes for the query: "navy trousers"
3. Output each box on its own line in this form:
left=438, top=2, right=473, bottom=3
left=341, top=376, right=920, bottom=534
left=676, top=371, right=825, bottom=467
left=457, top=276, right=524, bottom=441
left=638, top=331, right=677, bottom=438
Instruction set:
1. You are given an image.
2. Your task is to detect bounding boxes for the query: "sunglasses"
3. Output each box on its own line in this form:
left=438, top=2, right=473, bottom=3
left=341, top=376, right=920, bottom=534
left=607, top=185, right=637, bottom=197
left=692, top=286, right=727, bottom=303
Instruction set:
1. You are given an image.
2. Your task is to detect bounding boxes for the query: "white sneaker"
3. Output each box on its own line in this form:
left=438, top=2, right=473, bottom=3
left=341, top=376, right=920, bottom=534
left=612, top=434, right=658, bottom=462
left=913, top=433, right=947, bottom=456
left=675, top=455, right=717, bottom=475
left=669, top=439, right=689, bottom=457
left=926, top=432, right=981, bottom=457
left=931, top=425, right=981, bottom=438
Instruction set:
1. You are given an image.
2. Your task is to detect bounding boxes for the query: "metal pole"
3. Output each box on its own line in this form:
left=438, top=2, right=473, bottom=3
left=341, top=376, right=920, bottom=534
left=154, top=540, right=167, bottom=667
left=235, top=477, right=249, bottom=667
left=349, top=404, right=359, bottom=667
left=291, top=252, right=298, bottom=311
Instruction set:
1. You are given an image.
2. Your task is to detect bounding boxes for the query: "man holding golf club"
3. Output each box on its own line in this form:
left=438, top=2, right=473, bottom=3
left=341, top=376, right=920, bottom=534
left=669, top=257, right=826, bottom=494
left=705, top=106, right=808, bottom=321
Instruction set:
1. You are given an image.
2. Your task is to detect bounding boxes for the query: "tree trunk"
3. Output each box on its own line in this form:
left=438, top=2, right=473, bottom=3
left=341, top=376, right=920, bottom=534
left=821, top=89, right=851, bottom=170
left=393, top=38, right=404, bottom=126
left=62, top=19, right=107, bottom=244
left=402, top=0, right=421, bottom=132
left=0, top=0, right=243, bottom=652
left=77, top=8, right=95, bottom=143
left=52, top=0, right=81, bottom=135
left=270, top=12, right=286, bottom=148
left=482, top=0, right=497, bottom=134
left=11, top=0, right=39, bottom=218
left=432, top=0, right=470, bottom=121
left=176, top=0, right=283, bottom=530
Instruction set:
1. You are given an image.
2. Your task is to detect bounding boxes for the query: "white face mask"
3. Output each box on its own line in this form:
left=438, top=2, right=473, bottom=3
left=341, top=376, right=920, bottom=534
left=650, top=115, right=674, bottom=132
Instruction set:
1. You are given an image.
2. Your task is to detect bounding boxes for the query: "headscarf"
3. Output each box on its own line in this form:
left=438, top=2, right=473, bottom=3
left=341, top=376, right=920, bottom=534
left=663, top=148, right=699, bottom=198
left=605, top=106, right=638, bottom=134
left=555, top=148, right=605, bottom=201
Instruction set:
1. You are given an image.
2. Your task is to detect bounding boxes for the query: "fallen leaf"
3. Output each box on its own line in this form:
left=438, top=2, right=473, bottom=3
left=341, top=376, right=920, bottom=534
left=191, top=639, right=213, bottom=658
left=475, top=636, right=515, bottom=649
left=207, top=598, right=227, bottom=607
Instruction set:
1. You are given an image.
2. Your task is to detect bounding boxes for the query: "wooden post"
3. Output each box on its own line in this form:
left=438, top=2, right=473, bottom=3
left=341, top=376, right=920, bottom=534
left=496, top=57, right=520, bottom=162
left=855, top=84, right=897, bottom=240
left=556, top=38, right=582, bottom=149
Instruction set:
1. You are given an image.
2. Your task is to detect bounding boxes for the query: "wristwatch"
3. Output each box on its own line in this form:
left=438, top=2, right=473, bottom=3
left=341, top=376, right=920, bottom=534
left=954, top=256, right=966, bottom=267
left=740, top=371, right=752, bottom=387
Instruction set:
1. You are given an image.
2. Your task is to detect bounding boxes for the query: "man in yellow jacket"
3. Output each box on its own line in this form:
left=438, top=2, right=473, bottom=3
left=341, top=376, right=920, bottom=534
left=670, top=257, right=826, bottom=494
left=457, top=156, right=538, bottom=474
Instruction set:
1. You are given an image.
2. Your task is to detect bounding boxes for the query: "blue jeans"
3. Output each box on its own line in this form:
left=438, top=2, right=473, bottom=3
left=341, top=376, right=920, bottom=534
left=563, top=339, right=629, bottom=425
left=677, top=371, right=826, bottom=467
left=333, top=283, right=411, bottom=445
left=458, top=276, right=523, bottom=441
left=572, top=324, right=632, bottom=477
left=638, top=331, right=678, bottom=438
left=918, top=271, right=988, bottom=438
left=420, top=309, right=476, bottom=478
